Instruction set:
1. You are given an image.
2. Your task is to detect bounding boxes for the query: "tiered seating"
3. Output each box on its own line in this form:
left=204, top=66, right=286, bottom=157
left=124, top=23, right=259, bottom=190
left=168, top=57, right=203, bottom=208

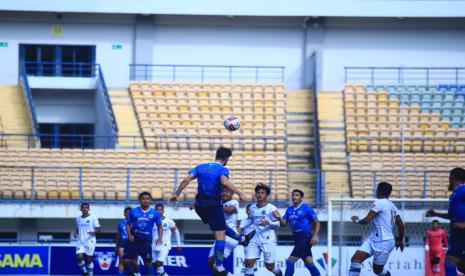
left=349, top=152, right=456, bottom=198
left=344, top=85, right=465, bottom=152
left=130, top=82, right=286, bottom=151
left=0, top=149, right=288, bottom=201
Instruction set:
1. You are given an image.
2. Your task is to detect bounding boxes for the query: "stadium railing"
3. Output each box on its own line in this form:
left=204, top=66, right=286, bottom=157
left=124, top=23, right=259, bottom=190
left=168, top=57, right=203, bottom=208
left=346, top=136, right=465, bottom=152
left=19, top=64, right=39, bottom=135
left=129, top=64, right=285, bottom=83
left=344, top=66, right=465, bottom=86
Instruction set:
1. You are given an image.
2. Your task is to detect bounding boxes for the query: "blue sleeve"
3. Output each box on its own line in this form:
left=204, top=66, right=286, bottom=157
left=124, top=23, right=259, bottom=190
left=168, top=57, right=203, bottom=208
left=154, top=211, right=162, bottom=225
left=459, top=186, right=465, bottom=200
left=282, top=207, right=290, bottom=220
left=127, top=209, right=135, bottom=224
left=189, top=166, right=198, bottom=178
left=222, top=167, right=229, bottom=178
left=307, top=206, right=318, bottom=221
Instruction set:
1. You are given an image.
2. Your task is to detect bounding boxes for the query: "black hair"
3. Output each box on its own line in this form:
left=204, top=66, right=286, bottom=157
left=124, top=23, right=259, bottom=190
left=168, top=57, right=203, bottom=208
left=377, top=182, right=392, bottom=196
left=124, top=206, right=132, bottom=212
left=255, top=183, right=271, bottom=195
left=292, top=189, right=304, bottom=197
left=450, top=167, right=465, bottom=183
left=80, top=202, right=89, bottom=208
left=155, top=203, right=164, bottom=209
left=138, top=191, right=152, bottom=199
left=215, top=147, right=232, bottom=161
left=432, top=220, right=439, bottom=224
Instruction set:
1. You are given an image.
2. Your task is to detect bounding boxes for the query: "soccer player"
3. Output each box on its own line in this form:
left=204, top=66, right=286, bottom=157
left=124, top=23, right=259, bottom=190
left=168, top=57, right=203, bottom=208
left=426, top=220, right=448, bottom=275
left=239, top=204, right=258, bottom=275
left=169, top=147, right=254, bottom=276
left=348, top=182, right=405, bottom=276
left=124, top=192, right=163, bottom=276
left=239, top=183, right=283, bottom=276
left=152, top=203, right=182, bottom=276
left=273, top=189, right=321, bottom=276
left=74, top=202, right=100, bottom=276
left=116, top=207, right=135, bottom=276
left=426, top=167, right=465, bottom=276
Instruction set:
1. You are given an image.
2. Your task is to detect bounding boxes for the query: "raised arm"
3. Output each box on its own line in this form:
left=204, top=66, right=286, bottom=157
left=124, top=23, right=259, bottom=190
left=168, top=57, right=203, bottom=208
left=395, top=215, right=405, bottom=252
left=351, top=210, right=377, bottom=225
left=220, top=175, right=245, bottom=201
left=169, top=174, right=196, bottom=203
left=272, top=210, right=288, bottom=227
left=426, top=209, right=450, bottom=220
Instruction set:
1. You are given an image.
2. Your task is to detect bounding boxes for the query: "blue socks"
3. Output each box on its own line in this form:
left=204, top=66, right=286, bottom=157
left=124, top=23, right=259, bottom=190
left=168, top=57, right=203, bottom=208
left=349, top=262, right=362, bottom=276
left=285, top=259, right=295, bottom=276
left=305, top=262, right=320, bottom=276
left=225, top=226, right=243, bottom=242
left=214, top=240, right=226, bottom=267
left=445, top=260, right=457, bottom=276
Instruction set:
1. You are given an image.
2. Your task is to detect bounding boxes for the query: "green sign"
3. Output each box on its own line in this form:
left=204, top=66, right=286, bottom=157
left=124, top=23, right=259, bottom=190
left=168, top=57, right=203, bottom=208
left=112, top=44, right=122, bottom=50
left=0, top=42, right=8, bottom=47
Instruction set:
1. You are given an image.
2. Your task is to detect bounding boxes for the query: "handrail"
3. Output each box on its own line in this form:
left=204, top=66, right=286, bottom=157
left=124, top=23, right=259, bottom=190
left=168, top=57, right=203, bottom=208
left=19, top=64, right=40, bottom=134
left=129, top=64, right=285, bottom=83
left=97, top=65, right=119, bottom=136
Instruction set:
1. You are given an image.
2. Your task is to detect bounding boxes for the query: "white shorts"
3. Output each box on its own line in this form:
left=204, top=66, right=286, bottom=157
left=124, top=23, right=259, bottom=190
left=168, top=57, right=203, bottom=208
left=76, top=240, right=96, bottom=256
left=245, top=240, right=276, bottom=264
left=359, top=239, right=395, bottom=265
left=208, top=237, right=238, bottom=259
left=152, top=249, right=169, bottom=263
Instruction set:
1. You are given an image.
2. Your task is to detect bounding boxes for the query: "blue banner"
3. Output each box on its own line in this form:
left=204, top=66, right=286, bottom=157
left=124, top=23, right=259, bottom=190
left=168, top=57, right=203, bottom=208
left=50, top=245, right=233, bottom=275
left=0, top=246, right=49, bottom=275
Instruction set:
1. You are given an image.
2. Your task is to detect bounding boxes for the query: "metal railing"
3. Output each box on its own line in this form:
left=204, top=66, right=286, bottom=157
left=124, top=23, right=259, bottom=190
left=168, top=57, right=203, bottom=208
left=97, top=65, right=119, bottom=136
left=129, top=64, right=285, bottom=83
left=345, top=66, right=465, bottom=86
left=19, top=65, right=40, bottom=136
left=23, top=61, right=97, bottom=77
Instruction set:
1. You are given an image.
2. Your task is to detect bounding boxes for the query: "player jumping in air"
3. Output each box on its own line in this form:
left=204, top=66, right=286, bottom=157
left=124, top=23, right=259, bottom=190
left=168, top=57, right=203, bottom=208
left=169, top=147, right=254, bottom=276
left=348, top=182, right=405, bottom=276
left=239, top=183, right=283, bottom=276
left=426, top=220, right=448, bottom=276
left=75, top=202, right=100, bottom=276
left=152, top=203, right=182, bottom=276
left=427, top=167, right=465, bottom=276
left=273, top=189, right=321, bottom=276
left=124, top=192, right=163, bottom=276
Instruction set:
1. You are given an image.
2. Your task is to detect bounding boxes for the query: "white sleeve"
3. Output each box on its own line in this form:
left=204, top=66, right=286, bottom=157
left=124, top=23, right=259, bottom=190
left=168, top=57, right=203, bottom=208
left=371, top=200, right=383, bottom=213
left=172, top=226, right=182, bottom=247
left=268, top=205, right=280, bottom=227
left=233, top=200, right=239, bottom=212
left=93, top=216, right=100, bottom=228
left=240, top=218, right=253, bottom=229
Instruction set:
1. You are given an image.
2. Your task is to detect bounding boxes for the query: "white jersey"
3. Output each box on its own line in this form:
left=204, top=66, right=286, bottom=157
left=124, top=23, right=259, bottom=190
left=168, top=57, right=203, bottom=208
left=240, top=218, right=255, bottom=235
left=247, top=203, right=279, bottom=244
left=223, top=199, right=239, bottom=230
left=368, top=198, right=399, bottom=242
left=76, top=214, right=100, bottom=243
left=152, top=217, right=176, bottom=250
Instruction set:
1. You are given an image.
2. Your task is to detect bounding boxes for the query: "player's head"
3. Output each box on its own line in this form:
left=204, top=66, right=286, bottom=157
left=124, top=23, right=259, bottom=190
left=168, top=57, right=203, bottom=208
left=80, top=202, right=90, bottom=215
left=291, top=189, right=304, bottom=204
left=215, top=146, right=232, bottom=166
left=449, top=167, right=465, bottom=191
left=246, top=203, right=252, bottom=217
left=138, top=192, right=152, bottom=208
left=255, top=183, right=271, bottom=203
left=155, top=203, right=164, bottom=216
left=124, top=206, right=131, bottom=218
left=376, top=182, right=392, bottom=199
left=222, top=187, right=234, bottom=201
left=432, top=219, right=440, bottom=230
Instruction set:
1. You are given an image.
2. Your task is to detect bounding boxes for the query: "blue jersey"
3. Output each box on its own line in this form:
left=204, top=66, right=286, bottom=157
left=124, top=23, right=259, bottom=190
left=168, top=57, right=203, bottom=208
left=283, top=203, right=318, bottom=234
left=190, top=162, right=229, bottom=204
left=127, top=207, right=162, bottom=241
left=118, top=219, right=129, bottom=240
left=449, top=184, right=465, bottom=241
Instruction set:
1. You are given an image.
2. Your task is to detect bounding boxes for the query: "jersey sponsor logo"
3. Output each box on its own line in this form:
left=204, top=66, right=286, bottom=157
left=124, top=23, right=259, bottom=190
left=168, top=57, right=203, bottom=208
left=262, top=210, right=266, bottom=215
left=95, top=251, right=114, bottom=271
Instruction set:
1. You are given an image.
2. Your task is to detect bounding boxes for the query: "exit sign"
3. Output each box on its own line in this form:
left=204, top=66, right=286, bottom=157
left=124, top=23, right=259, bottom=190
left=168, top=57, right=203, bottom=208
left=0, top=42, right=8, bottom=47
left=112, top=44, right=123, bottom=50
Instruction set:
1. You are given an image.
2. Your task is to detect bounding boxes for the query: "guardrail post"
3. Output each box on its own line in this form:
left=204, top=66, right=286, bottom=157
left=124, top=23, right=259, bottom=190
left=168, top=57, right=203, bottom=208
left=174, top=169, right=179, bottom=192
left=229, top=67, right=232, bottom=83
left=426, top=68, right=430, bottom=87
left=316, top=170, right=321, bottom=206
left=173, top=66, right=176, bottom=82
left=126, top=168, right=131, bottom=201
left=423, top=171, right=427, bottom=198
left=79, top=167, right=83, bottom=200
left=456, top=68, right=459, bottom=87
left=144, top=65, right=148, bottom=81
left=255, top=67, right=259, bottom=82
left=268, top=170, right=273, bottom=197
left=31, top=167, right=35, bottom=199
left=201, top=67, right=205, bottom=83
left=371, top=67, right=374, bottom=85
left=372, top=172, right=377, bottom=197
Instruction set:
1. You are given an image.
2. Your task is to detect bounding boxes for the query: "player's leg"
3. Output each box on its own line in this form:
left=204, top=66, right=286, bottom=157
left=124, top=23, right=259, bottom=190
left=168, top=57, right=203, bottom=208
left=430, top=249, right=442, bottom=275
left=123, top=241, right=138, bottom=275
left=117, top=247, right=125, bottom=276
left=457, top=259, right=465, bottom=274
left=76, top=243, right=88, bottom=275
left=371, top=239, right=395, bottom=276
left=141, top=241, right=154, bottom=276
left=445, top=255, right=460, bottom=276
left=303, top=244, right=320, bottom=276
left=349, top=239, right=374, bottom=276
left=85, top=244, right=96, bottom=276
left=154, top=250, right=169, bottom=276
left=262, top=243, right=282, bottom=276
left=244, top=240, right=260, bottom=276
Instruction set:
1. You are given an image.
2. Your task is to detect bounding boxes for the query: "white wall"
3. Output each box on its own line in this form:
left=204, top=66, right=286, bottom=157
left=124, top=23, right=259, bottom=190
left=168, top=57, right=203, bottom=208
left=33, top=89, right=95, bottom=124
left=0, top=19, right=133, bottom=88
left=321, top=26, right=465, bottom=90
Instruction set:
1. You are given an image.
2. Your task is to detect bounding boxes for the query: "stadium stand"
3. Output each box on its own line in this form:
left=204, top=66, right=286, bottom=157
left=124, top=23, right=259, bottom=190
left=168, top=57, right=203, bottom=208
left=129, top=82, right=286, bottom=151
left=0, top=149, right=288, bottom=202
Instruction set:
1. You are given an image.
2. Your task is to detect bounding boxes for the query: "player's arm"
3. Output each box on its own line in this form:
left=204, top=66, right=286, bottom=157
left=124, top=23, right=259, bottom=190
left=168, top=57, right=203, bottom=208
left=426, top=209, right=450, bottom=220
left=171, top=225, right=182, bottom=252
left=425, top=231, right=430, bottom=251
left=115, top=229, right=121, bottom=248
left=155, top=214, right=163, bottom=246
left=223, top=204, right=237, bottom=214
left=73, top=228, right=78, bottom=238
left=89, top=217, right=101, bottom=236
left=220, top=175, right=245, bottom=201
left=395, top=215, right=405, bottom=252
left=351, top=210, right=377, bottom=225
left=238, top=217, right=253, bottom=234
left=272, top=210, right=288, bottom=227
left=126, top=222, right=134, bottom=242
left=260, top=208, right=280, bottom=227
left=311, top=219, right=321, bottom=246
left=169, top=174, right=196, bottom=203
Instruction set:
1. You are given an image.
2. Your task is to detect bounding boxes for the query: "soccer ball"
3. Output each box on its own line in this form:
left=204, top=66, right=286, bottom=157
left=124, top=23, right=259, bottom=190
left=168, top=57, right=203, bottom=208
left=224, top=116, right=240, bottom=131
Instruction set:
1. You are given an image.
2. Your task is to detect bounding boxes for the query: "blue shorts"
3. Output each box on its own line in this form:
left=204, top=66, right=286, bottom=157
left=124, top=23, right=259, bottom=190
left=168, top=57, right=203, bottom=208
left=447, top=236, right=465, bottom=259
left=290, top=232, right=313, bottom=259
left=118, top=239, right=128, bottom=249
left=195, top=201, right=226, bottom=231
left=123, top=240, right=152, bottom=263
